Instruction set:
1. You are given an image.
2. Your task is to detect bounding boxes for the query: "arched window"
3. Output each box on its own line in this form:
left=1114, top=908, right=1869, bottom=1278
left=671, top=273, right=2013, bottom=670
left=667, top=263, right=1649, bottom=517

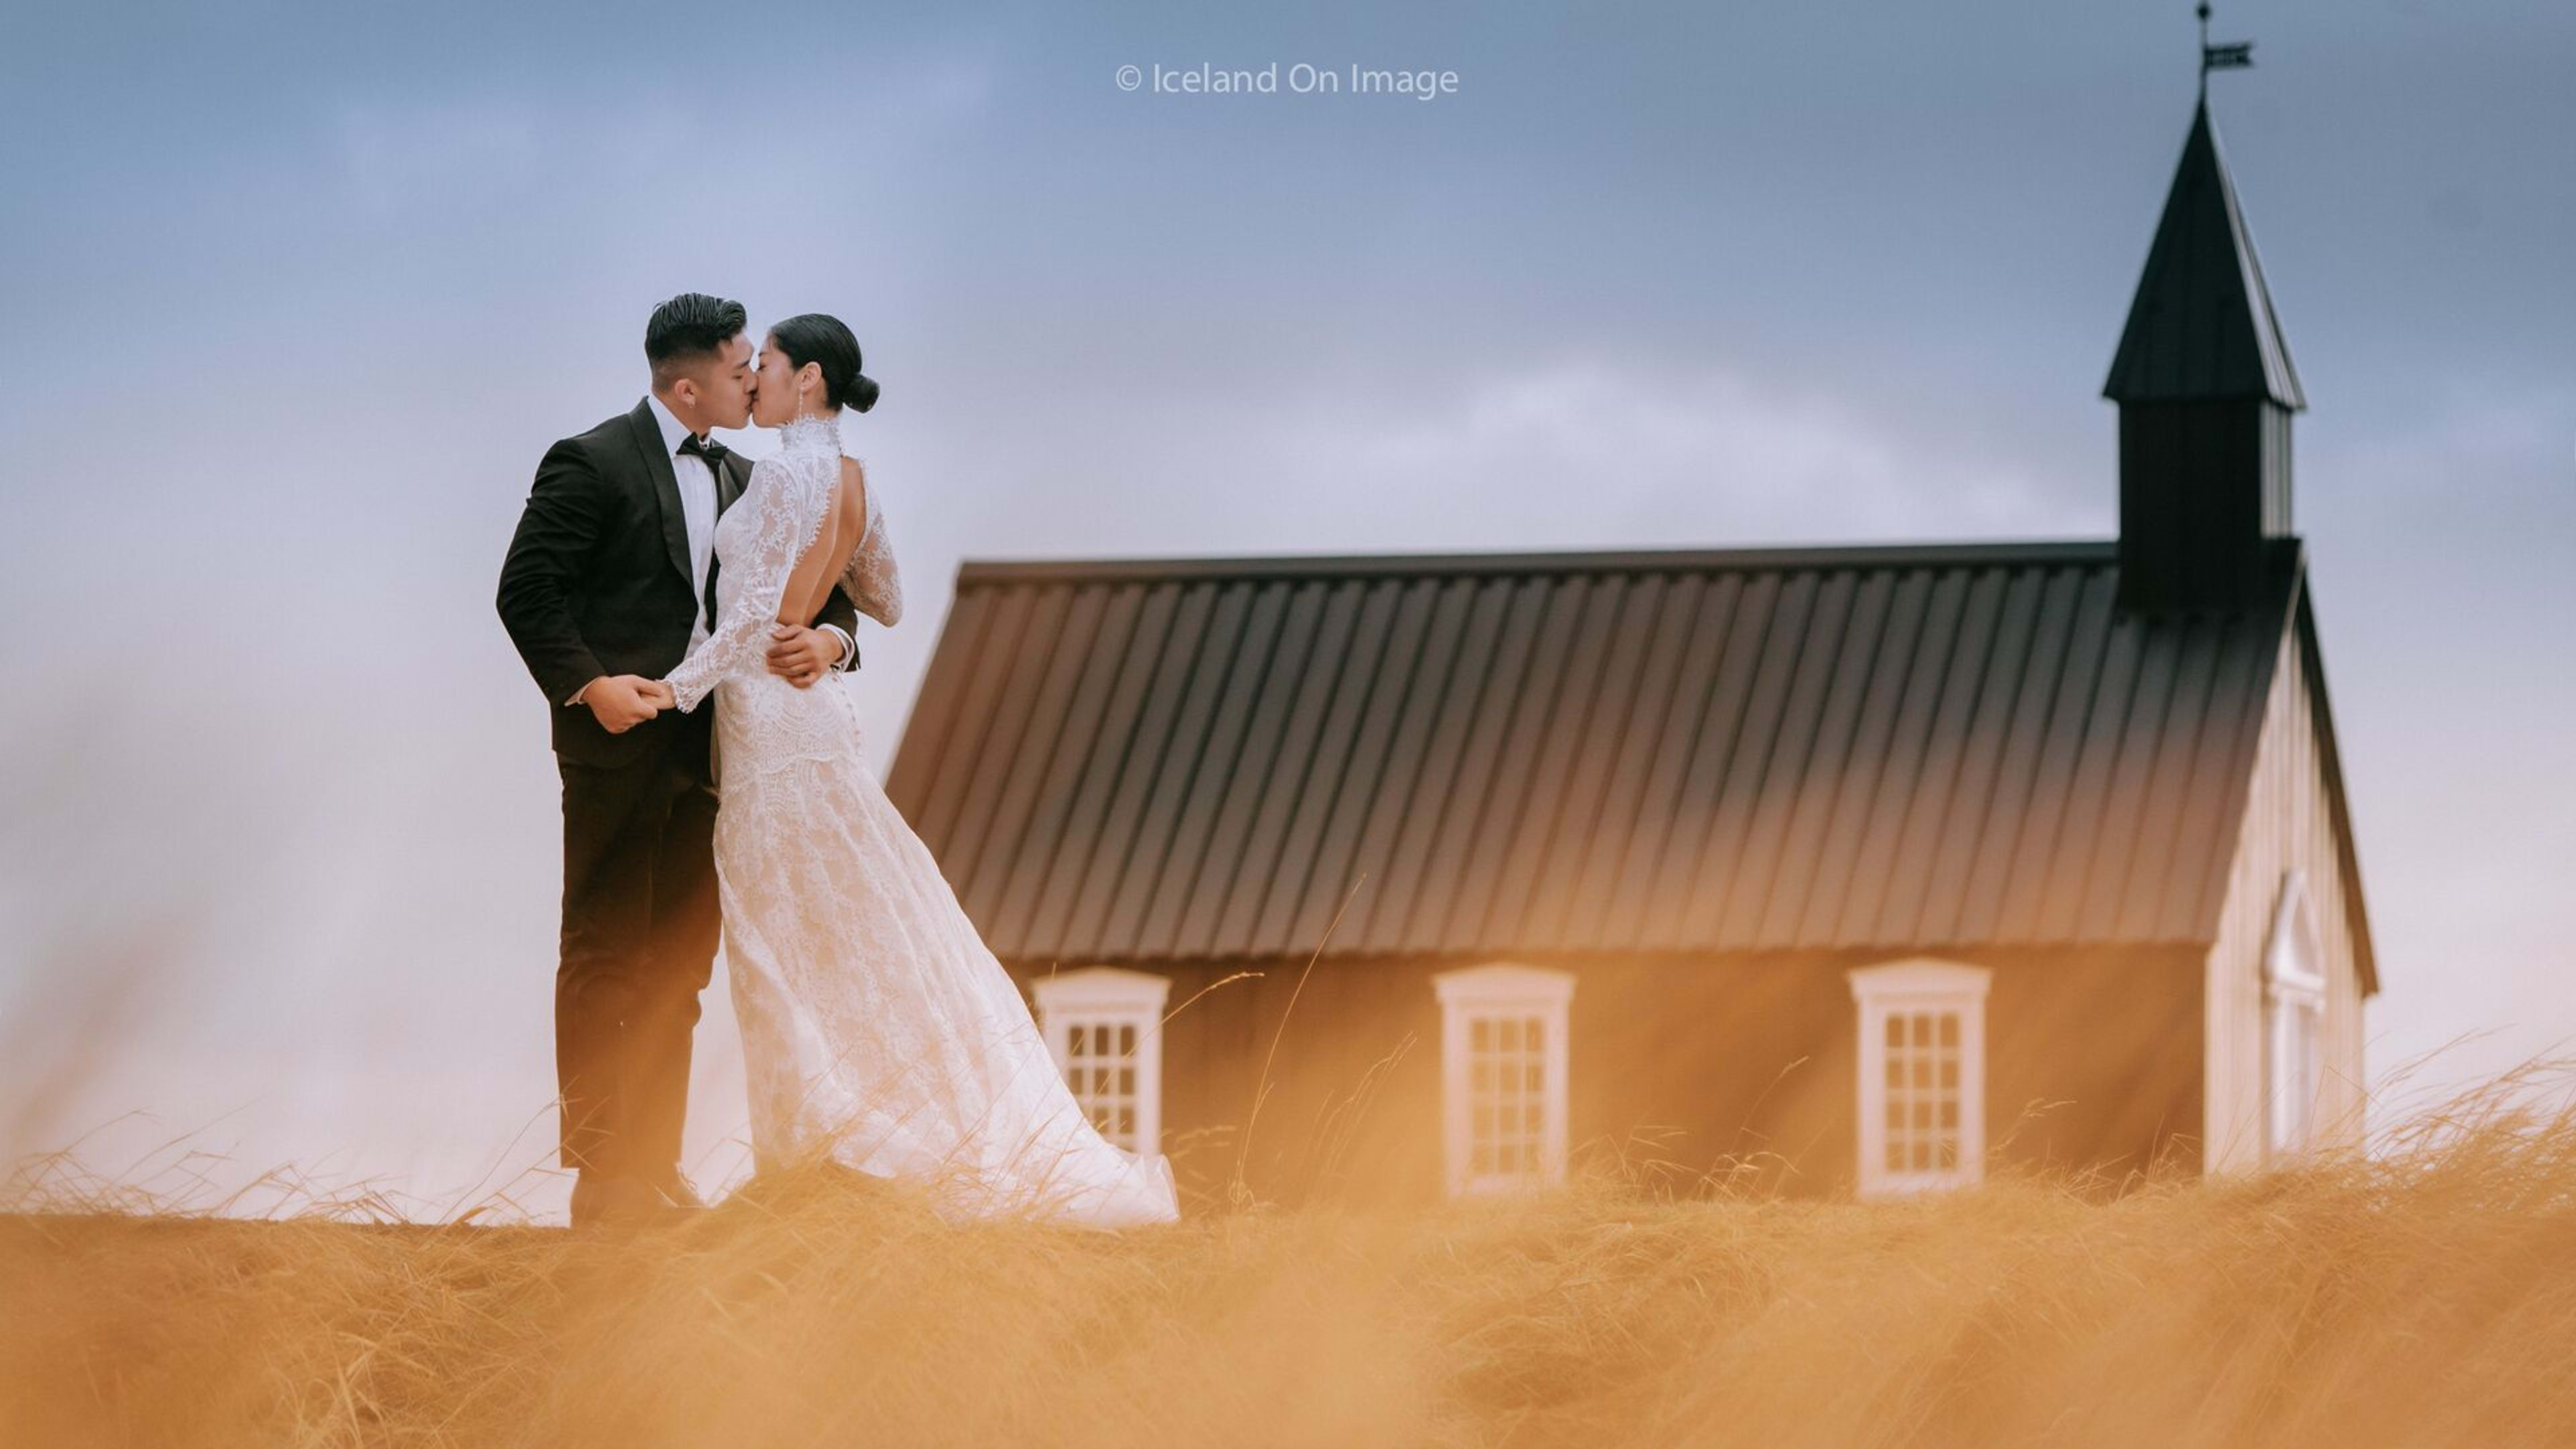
left=2263, top=870, right=2327, bottom=1162
left=1846, top=958, right=1991, bottom=1198
left=1032, top=967, right=1172, bottom=1154
left=1433, top=963, right=1575, bottom=1198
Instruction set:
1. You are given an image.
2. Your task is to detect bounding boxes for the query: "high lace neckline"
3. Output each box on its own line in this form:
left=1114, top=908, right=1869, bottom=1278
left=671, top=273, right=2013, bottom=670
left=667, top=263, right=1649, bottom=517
left=777, top=413, right=843, bottom=455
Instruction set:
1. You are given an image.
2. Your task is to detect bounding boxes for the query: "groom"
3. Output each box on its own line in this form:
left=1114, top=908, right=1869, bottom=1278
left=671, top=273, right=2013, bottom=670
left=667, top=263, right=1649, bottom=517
left=497, top=292, right=865, bottom=1227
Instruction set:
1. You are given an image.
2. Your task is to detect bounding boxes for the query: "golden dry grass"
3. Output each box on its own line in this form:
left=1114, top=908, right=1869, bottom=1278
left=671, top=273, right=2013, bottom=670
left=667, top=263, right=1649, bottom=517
left=7, top=1065, right=2576, bottom=1448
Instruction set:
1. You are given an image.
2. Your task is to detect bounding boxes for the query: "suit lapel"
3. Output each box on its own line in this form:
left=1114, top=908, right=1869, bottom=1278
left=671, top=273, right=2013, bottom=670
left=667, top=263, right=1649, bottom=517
left=627, top=398, right=695, bottom=588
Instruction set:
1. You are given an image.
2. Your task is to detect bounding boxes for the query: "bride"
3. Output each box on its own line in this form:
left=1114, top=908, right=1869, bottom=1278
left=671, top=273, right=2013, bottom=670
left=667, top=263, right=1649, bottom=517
left=643, top=313, right=1179, bottom=1230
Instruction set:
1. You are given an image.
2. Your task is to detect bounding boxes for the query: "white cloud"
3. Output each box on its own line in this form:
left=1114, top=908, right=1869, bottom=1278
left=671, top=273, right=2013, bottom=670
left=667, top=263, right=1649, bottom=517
left=941, top=354, right=2095, bottom=558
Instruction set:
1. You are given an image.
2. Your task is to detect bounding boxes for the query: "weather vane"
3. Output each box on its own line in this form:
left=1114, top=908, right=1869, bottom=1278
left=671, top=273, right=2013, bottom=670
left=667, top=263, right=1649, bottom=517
left=2198, top=2, right=2255, bottom=97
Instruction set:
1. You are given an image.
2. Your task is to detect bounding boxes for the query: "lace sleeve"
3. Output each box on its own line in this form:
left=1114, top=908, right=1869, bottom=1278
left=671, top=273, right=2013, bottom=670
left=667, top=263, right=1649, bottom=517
left=839, top=484, right=903, bottom=627
left=663, top=451, right=831, bottom=712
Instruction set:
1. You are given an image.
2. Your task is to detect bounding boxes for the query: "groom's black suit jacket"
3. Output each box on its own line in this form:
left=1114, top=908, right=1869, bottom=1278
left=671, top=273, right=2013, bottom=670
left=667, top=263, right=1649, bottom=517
left=498, top=398, right=863, bottom=768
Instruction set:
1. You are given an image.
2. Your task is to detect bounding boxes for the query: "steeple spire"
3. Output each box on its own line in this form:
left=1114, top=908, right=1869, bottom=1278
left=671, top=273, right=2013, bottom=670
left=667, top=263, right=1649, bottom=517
left=2106, top=11, right=2303, bottom=615
left=2103, top=93, right=2304, bottom=410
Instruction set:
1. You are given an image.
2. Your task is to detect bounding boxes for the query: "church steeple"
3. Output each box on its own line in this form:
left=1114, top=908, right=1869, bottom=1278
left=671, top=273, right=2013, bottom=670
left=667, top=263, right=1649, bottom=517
left=2106, top=61, right=2304, bottom=613
left=2106, top=96, right=2304, bottom=413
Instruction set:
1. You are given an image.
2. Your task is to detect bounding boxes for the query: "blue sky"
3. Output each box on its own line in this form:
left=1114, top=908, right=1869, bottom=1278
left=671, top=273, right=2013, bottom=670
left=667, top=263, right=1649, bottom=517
left=2, top=0, right=2569, bottom=1212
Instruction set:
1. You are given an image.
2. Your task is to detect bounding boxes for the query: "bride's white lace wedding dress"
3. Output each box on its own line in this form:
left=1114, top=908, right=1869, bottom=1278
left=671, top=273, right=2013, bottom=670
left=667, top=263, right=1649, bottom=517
left=663, top=413, right=1179, bottom=1230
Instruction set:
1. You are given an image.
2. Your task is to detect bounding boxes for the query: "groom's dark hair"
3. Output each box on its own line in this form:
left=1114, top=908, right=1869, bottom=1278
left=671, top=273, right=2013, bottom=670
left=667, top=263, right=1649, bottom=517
left=645, top=292, right=748, bottom=384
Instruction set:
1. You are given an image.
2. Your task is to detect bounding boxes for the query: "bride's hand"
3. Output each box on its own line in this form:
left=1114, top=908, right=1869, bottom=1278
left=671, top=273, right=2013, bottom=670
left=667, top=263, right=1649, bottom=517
left=638, top=679, right=676, bottom=710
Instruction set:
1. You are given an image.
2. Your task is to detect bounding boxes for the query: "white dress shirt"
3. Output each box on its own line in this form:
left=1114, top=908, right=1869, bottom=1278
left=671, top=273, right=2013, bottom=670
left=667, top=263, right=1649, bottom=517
left=566, top=396, right=853, bottom=705
left=644, top=391, right=727, bottom=657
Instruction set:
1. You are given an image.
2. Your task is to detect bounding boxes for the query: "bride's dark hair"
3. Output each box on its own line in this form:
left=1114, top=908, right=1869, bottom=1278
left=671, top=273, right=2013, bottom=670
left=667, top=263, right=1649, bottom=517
left=768, top=313, right=879, bottom=413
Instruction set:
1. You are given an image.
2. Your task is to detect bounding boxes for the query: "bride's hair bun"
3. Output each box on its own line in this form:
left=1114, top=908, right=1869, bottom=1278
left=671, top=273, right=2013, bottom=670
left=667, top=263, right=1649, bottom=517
left=769, top=312, right=881, bottom=414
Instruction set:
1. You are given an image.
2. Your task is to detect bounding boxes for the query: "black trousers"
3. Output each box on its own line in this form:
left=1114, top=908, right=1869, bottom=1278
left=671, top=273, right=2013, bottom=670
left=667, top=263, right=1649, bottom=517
left=553, top=717, right=720, bottom=1179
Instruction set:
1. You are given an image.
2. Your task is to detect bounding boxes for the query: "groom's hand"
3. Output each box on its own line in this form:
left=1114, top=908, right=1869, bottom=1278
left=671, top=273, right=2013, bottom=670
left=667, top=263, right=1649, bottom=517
left=764, top=625, right=841, bottom=689
left=577, top=674, right=665, bottom=733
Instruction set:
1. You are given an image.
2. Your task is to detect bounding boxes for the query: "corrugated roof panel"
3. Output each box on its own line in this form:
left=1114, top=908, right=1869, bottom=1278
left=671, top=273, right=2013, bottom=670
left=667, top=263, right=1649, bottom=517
left=1440, top=576, right=1595, bottom=952
left=943, top=577, right=1071, bottom=892
left=2149, top=611, right=2268, bottom=941
left=1850, top=566, right=2010, bottom=946
left=882, top=582, right=994, bottom=822
left=1395, top=576, right=1554, bottom=953
left=1884, top=565, right=2041, bottom=945
left=1208, top=580, right=1368, bottom=957
left=1699, top=568, right=1860, bottom=947
left=943, top=583, right=1078, bottom=908
left=1335, top=576, right=1483, bottom=955
left=2064, top=619, right=2180, bottom=941
left=1948, top=567, right=2098, bottom=942
left=1273, top=579, right=1439, bottom=957
left=1362, top=576, right=1517, bottom=954
left=961, top=584, right=1111, bottom=929
left=2029, top=608, right=2157, bottom=943
left=1133, top=581, right=1296, bottom=958
left=1022, top=582, right=1179, bottom=959
left=1631, top=572, right=1781, bottom=949
left=1054, top=581, right=1222, bottom=957
left=1240, top=581, right=1401, bottom=957
left=1758, top=567, right=1913, bottom=950
left=1642, top=570, right=1802, bottom=949
left=1556, top=573, right=1707, bottom=949
left=1169, top=580, right=1332, bottom=957
left=885, top=540, right=2302, bottom=963
left=1528, top=574, right=1676, bottom=951
left=1100, top=584, right=1257, bottom=957
left=912, top=585, right=1038, bottom=871
left=1593, top=574, right=1745, bottom=948
left=1981, top=569, right=2122, bottom=942
left=1813, top=567, right=1976, bottom=949
left=2100, top=615, right=2221, bottom=943
left=1480, top=576, right=1633, bottom=949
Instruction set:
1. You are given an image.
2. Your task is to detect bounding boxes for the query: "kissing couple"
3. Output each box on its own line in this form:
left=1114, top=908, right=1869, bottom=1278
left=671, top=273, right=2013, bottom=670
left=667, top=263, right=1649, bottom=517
left=497, top=293, right=1178, bottom=1230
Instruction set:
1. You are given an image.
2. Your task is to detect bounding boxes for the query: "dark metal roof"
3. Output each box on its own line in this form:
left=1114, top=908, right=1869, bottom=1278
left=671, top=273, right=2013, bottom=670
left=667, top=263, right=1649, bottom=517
left=883, top=538, right=2314, bottom=969
left=2104, top=97, right=2306, bottom=411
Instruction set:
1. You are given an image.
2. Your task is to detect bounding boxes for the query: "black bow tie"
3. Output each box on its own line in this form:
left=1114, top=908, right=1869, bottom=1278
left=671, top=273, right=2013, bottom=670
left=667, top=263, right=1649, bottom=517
left=678, top=433, right=729, bottom=465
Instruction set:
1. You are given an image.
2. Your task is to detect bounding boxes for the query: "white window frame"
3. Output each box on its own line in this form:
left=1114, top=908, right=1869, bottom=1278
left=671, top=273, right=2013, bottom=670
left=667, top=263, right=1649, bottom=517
left=2262, top=869, right=2328, bottom=1163
left=1032, top=967, right=1172, bottom=1154
left=1433, top=963, right=1574, bottom=1199
left=1847, top=958, right=1991, bottom=1199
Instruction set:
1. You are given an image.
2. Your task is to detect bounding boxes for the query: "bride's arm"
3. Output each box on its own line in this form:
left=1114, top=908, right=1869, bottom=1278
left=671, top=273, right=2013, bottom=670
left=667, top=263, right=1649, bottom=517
left=839, top=480, right=904, bottom=627
left=662, top=453, right=831, bottom=712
